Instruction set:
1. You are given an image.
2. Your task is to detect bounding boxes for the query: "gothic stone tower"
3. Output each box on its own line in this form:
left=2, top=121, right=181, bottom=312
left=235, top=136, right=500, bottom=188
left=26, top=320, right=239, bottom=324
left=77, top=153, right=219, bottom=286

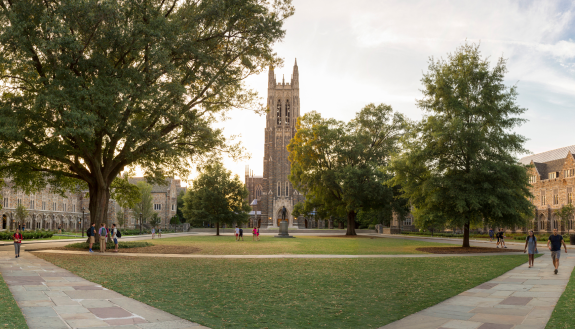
left=259, top=60, right=304, bottom=228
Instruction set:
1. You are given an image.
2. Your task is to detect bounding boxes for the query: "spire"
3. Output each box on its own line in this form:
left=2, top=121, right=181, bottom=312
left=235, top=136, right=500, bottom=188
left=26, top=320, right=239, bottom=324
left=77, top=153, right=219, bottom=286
left=292, top=58, right=299, bottom=87
left=295, top=58, right=298, bottom=66
left=282, top=74, right=285, bottom=85
left=268, top=65, right=275, bottom=88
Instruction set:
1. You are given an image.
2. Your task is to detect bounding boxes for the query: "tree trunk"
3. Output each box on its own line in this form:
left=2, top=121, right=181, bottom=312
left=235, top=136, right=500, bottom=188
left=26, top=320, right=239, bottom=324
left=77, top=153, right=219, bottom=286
left=462, top=220, right=470, bottom=248
left=88, top=183, right=111, bottom=242
left=346, top=211, right=357, bottom=236
left=216, top=222, right=220, bottom=236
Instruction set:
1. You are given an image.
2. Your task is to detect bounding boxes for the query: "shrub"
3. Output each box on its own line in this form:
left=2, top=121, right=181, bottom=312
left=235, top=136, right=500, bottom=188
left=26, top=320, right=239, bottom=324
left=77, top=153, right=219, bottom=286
left=65, top=241, right=153, bottom=249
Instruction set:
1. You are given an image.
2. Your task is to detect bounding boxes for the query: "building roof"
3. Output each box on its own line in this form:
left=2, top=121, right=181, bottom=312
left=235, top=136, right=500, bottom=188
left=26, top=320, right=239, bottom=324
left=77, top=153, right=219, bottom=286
left=519, top=145, right=575, bottom=165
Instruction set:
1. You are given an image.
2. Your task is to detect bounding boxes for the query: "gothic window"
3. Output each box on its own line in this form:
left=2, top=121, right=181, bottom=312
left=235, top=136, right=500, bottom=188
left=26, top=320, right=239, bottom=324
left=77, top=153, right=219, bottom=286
left=276, top=100, right=282, bottom=125
left=285, top=100, right=290, bottom=124
left=277, top=182, right=281, bottom=196
left=541, top=190, right=546, bottom=206
left=285, top=182, right=289, bottom=196
left=553, top=189, right=559, bottom=205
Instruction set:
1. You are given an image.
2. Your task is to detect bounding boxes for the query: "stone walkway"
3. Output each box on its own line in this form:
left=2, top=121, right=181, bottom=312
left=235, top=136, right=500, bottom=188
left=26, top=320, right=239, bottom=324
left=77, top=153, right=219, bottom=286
left=0, top=251, right=207, bottom=329
left=381, top=251, right=575, bottom=329
left=31, top=249, right=523, bottom=258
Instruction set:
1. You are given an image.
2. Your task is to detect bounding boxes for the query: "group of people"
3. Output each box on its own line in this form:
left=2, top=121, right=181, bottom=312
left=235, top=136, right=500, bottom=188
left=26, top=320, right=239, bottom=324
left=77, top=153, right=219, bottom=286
left=151, top=227, right=162, bottom=239
left=235, top=226, right=260, bottom=241
left=489, top=227, right=568, bottom=274
left=86, top=223, right=120, bottom=253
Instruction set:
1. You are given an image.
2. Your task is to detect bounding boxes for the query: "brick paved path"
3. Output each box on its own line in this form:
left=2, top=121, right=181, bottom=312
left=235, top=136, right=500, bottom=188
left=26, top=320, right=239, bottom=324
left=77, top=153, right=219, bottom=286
left=0, top=251, right=207, bottom=329
left=381, top=251, right=574, bottom=329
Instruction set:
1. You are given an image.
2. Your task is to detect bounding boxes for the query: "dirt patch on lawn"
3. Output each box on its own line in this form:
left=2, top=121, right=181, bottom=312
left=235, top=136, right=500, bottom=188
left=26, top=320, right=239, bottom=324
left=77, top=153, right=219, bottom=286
left=44, top=245, right=202, bottom=254
left=416, top=247, right=522, bottom=254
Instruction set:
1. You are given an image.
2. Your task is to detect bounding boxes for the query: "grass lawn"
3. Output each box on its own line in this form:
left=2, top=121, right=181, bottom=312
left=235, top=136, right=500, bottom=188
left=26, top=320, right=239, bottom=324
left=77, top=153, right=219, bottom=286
left=0, top=274, right=27, bottom=328
left=36, top=253, right=528, bottom=328
left=546, top=265, right=575, bottom=329
left=134, top=235, right=455, bottom=255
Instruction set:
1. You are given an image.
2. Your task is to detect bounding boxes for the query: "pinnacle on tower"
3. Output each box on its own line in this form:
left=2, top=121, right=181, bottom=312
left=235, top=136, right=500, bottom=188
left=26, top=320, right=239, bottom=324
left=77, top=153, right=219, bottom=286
left=268, top=65, right=275, bottom=87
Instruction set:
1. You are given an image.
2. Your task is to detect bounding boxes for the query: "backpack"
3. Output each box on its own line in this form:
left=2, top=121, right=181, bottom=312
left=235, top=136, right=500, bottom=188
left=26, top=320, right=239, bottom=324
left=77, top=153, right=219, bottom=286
left=87, top=228, right=91, bottom=236
left=240, top=228, right=243, bottom=234
left=116, top=229, right=122, bottom=238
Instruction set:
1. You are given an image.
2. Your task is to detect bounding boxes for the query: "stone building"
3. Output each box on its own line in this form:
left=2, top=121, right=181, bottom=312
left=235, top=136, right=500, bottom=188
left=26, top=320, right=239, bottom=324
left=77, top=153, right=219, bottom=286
left=245, top=60, right=306, bottom=228
left=521, top=145, right=575, bottom=233
left=125, top=178, right=181, bottom=229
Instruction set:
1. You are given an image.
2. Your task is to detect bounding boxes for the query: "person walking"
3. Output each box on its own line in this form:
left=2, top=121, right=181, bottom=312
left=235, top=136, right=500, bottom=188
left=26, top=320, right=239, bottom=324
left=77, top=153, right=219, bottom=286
left=239, top=227, right=244, bottom=241
left=87, top=223, right=96, bottom=253
left=235, top=225, right=239, bottom=241
left=13, top=229, right=22, bottom=258
left=523, top=230, right=537, bottom=268
left=111, top=223, right=119, bottom=253
left=489, top=228, right=494, bottom=242
left=58, top=224, right=62, bottom=234
left=253, top=227, right=258, bottom=241
left=98, top=223, right=108, bottom=253
left=151, top=227, right=155, bottom=239
left=547, top=229, right=568, bottom=274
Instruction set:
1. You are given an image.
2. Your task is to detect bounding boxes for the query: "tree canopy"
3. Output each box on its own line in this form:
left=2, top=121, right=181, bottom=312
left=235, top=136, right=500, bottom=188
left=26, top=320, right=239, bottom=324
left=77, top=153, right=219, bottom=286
left=182, top=162, right=250, bottom=235
left=288, top=104, right=406, bottom=235
left=0, top=0, right=294, bottom=228
left=390, top=43, right=534, bottom=247
left=131, top=181, right=153, bottom=225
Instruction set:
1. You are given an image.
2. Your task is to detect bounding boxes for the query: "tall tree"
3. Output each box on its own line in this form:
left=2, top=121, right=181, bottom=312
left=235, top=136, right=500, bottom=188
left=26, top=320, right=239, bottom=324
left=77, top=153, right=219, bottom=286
left=131, top=181, right=154, bottom=227
left=0, top=0, right=294, bottom=229
left=176, top=190, right=186, bottom=223
left=182, top=162, right=250, bottom=235
left=390, top=43, right=534, bottom=248
left=14, top=203, right=28, bottom=229
left=149, top=213, right=161, bottom=228
left=288, top=104, right=405, bottom=235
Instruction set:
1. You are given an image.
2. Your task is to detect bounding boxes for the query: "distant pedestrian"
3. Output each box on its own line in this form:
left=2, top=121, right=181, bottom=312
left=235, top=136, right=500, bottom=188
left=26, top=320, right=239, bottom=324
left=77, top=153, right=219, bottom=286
left=253, top=227, right=258, bottom=241
left=13, top=229, right=22, bottom=258
left=256, top=227, right=260, bottom=241
left=151, top=227, right=155, bottom=239
left=489, top=228, right=494, bottom=242
left=239, top=227, right=244, bottom=241
left=111, top=224, right=119, bottom=253
left=547, top=229, right=568, bottom=274
left=158, top=228, right=162, bottom=238
left=496, top=229, right=507, bottom=248
left=235, top=225, right=239, bottom=241
left=523, top=230, right=537, bottom=268
left=88, top=223, right=96, bottom=253
left=58, top=225, right=62, bottom=234
left=98, top=223, right=107, bottom=253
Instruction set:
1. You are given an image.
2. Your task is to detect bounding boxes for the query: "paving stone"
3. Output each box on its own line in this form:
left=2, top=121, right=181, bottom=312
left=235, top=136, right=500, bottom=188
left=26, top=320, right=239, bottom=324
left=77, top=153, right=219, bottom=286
left=89, top=306, right=133, bottom=318
left=51, top=296, right=81, bottom=306
left=17, top=300, right=56, bottom=307
left=65, top=318, right=110, bottom=328
left=476, top=283, right=498, bottom=290
left=469, top=307, right=531, bottom=316
left=25, top=317, right=69, bottom=329
left=45, top=291, right=67, bottom=297
left=74, top=285, right=105, bottom=290
left=65, top=289, right=124, bottom=300
left=476, top=324, right=513, bottom=329
left=439, top=319, right=482, bottom=329
left=137, top=319, right=213, bottom=328
left=23, top=285, right=49, bottom=291
left=81, top=299, right=117, bottom=308
left=512, top=291, right=563, bottom=298
left=110, top=298, right=182, bottom=323
left=468, top=313, right=526, bottom=325
left=21, top=306, right=58, bottom=318
left=53, top=304, right=91, bottom=314
left=105, top=317, right=148, bottom=325
left=499, top=297, right=532, bottom=306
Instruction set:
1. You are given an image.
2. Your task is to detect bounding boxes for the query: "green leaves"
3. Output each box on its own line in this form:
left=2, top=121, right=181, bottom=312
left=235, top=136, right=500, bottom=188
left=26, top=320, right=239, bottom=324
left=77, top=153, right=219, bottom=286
left=288, top=104, right=406, bottom=235
left=390, top=42, right=533, bottom=246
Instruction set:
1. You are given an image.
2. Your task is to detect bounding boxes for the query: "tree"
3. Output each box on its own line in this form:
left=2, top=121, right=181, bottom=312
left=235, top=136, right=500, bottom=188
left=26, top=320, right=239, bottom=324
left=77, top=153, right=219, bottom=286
left=390, top=43, right=534, bottom=248
left=176, top=190, right=186, bottom=223
left=14, top=203, right=28, bottom=230
left=183, top=162, right=250, bottom=235
left=288, top=104, right=406, bottom=235
left=0, top=0, right=294, bottom=230
left=554, top=204, right=575, bottom=233
left=149, top=213, right=161, bottom=228
left=131, top=181, right=154, bottom=228
left=116, top=210, right=126, bottom=229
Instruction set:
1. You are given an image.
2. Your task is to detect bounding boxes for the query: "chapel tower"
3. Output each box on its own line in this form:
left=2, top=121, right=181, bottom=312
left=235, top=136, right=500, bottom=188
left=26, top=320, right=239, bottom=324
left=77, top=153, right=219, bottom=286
left=259, top=60, right=304, bottom=228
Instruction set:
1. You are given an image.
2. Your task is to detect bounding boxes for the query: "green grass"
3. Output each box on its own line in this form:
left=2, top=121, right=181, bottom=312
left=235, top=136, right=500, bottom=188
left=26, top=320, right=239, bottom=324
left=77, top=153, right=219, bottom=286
left=0, top=275, right=27, bottom=328
left=546, top=264, right=575, bottom=328
left=36, top=253, right=529, bottom=328
left=134, top=235, right=455, bottom=255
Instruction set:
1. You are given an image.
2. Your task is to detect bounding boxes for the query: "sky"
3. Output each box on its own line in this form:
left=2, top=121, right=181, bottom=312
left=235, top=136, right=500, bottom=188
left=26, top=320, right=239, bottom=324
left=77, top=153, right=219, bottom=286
left=213, top=0, right=575, bottom=183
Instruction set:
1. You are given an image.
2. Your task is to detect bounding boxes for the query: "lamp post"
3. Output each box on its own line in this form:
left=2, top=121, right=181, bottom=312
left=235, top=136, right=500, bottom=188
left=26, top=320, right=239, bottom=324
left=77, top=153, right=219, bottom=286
left=140, top=212, right=142, bottom=234
left=81, top=207, right=85, bottom=238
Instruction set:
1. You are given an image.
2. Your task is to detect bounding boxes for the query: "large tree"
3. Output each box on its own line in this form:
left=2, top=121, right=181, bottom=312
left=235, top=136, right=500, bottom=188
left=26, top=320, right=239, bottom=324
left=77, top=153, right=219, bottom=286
left=182, top=162, right=250, bottom=235
left=288, top=104, right=406, bottom=235
left=0, top=0, right=293, bottom=228
left=390, top=43, right=534, bottom=248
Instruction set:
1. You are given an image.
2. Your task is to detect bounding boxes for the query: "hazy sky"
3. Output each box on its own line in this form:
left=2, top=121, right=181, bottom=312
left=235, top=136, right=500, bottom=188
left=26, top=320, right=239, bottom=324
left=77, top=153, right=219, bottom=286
left=215, top=0, right=575, bottom=182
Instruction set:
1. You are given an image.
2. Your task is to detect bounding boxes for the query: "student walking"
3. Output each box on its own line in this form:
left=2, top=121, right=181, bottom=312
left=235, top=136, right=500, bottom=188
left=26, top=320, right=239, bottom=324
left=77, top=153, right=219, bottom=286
left=158, top=228, right=162, bottom=238
left=235, top=226, right=239, bottom=241
left=239, top=227, right=244, bottom=241
left=547, top=229, right=568, bottom=274
left=496, top=229, right=507, bottom=248
left=253, top=227, right=258, bottom=241
left=111, top=224, right=119, bottom=253
left=98, top=223, right=108, bottom=253
left=13, top=229, right=22, bottom=258
left=87, top=223, right=96, bottom=253
left=523, top=230, right=537, bottom=268
left=489, top=228, right=494, bottom=242
left=151, top=227, right=155, bottom=239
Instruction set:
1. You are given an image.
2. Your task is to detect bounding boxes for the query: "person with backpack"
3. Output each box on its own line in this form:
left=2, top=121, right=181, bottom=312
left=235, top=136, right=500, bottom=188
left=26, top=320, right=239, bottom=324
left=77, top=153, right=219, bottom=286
left=87, top=223, right=96, bottom=253
left=13, top=229, right=23, bottom=258
left=488, top=228, right=494, bottom=242
left=111, top=223, right=119, bottom=253
left=98, top=223, right=108, bottom=253
left=523, top=230, right=537, bottom=268
left=496, top=229, right=507, bottom=248
left=239, top=227, right=244, bottom=241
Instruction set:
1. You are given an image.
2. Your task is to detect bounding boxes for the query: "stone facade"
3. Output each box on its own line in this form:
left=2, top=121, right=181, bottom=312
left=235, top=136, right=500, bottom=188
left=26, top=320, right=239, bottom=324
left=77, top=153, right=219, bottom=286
left=245, top=60, right=306, bottom=228
left=125, top=178, right=181, bottom=229
left=521, top=145, right=575, bottom=233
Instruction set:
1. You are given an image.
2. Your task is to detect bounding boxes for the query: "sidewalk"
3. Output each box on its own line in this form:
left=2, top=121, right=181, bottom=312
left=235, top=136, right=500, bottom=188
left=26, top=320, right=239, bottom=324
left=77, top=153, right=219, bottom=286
left=381, top=251, right=575, bottom=329
left=0, top=251, right=208, bottom=329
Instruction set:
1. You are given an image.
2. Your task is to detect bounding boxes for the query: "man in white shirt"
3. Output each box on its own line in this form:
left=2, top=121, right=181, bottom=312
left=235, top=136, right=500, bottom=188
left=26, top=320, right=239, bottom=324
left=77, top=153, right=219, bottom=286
left=235, top=226, right=239, bottom=241
left=111, top=223, right=119, bottom=253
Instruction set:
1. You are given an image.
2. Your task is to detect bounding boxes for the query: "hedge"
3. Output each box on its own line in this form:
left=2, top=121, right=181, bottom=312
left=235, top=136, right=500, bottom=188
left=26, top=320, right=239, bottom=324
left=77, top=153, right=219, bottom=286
left=0, top=231, right=54, bottom=240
